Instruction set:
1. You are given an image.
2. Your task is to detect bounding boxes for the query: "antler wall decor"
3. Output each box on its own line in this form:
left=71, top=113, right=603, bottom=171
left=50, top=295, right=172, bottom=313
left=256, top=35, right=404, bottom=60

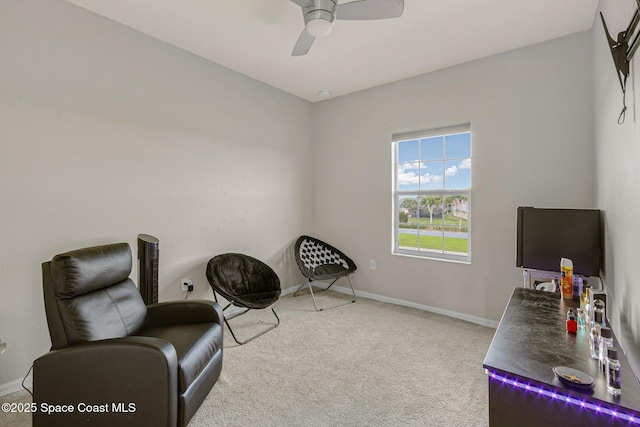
left=601, top=0, right=640, bottom=124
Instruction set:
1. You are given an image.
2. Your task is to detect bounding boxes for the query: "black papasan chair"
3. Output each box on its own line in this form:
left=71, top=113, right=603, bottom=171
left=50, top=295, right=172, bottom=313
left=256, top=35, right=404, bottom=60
left=293, top=235, right=357, bottom=311
left=206, top=253, right=281, bottom=345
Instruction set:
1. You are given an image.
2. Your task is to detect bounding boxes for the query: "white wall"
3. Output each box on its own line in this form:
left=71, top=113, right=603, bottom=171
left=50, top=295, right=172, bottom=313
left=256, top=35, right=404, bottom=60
left=0, top=0, right=313, bottom=387
left=594, top=0, right=640, bottom=378
left=312, top=32, right=595, bottom=323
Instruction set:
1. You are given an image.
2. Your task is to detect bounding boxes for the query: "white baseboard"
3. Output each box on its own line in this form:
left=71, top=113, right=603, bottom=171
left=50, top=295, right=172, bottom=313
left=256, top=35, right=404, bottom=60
left=283, top=281, right=499, bottom=329
left=0, top=378, right=25, bottom=397
left=280, top=285, right=298, bottom=296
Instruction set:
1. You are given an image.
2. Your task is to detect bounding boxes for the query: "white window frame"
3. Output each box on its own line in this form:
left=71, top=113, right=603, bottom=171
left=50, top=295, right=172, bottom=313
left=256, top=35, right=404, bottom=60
left=392, top=123, right=472, bottom=263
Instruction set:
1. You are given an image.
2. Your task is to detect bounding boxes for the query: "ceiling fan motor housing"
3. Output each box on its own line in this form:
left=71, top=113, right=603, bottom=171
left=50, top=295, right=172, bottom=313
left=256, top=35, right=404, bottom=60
left=291, top=0, right=405, bottom=56
left=304, top=0, right=337, bottom=37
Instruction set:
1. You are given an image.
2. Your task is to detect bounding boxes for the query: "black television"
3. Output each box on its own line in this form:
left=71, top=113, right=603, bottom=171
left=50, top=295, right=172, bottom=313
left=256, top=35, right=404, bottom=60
left=516, top=207, right=601, bottom=277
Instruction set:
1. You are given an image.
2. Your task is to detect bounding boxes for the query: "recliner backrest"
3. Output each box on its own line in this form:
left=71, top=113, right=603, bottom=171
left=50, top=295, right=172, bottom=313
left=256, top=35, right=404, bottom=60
left=43, top=243, right=147, bottom=349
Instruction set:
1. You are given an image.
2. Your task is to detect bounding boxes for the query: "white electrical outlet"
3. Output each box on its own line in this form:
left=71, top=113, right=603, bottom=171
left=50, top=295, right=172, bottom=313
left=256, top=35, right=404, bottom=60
left=180, top=278, right=193, bottom=292
left=369, top=260, right=376, bottom=270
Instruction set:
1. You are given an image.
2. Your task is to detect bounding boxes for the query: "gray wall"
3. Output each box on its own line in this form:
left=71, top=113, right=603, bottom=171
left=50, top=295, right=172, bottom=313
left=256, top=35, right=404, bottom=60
left=0, top=0, right=313, bottom=388
left=594, top=0, right=640, bottom=379
left=311, top=31, right=595, bottom=324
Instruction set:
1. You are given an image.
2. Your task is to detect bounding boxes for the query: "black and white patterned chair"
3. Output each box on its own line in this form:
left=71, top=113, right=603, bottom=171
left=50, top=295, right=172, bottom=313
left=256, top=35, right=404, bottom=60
left=293, top=235, right=357, bottom=311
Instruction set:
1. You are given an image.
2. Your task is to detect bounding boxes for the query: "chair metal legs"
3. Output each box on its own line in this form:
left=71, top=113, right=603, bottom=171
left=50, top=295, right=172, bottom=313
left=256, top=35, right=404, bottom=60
left=293, top=275, right=356, bottom=311
left=214, top=294, right=280, bottom=345
left=225, top=305, right=280, bottom=345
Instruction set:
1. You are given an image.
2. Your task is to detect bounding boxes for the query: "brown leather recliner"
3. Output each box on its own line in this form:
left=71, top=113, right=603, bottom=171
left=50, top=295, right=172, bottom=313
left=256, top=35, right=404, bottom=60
left=33, top=243, right=223, bottom=427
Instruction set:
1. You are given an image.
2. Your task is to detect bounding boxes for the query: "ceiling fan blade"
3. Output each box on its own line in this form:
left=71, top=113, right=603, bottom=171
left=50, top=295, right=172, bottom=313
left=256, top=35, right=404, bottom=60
left=289, top=0, right=314, bottom=8
left=336, top=0, right=404, bottom=20
left=292, top=28, right=316, bottom=56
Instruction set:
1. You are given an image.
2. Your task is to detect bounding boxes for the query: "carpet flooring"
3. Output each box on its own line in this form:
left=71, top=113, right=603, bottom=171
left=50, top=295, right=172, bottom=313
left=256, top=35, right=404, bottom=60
left=0, top=290, right=496, bottom=427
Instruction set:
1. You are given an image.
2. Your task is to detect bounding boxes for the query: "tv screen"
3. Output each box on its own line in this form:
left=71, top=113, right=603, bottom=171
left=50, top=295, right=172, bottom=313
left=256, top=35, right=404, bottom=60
left=516, top=207, right=601, bottom=277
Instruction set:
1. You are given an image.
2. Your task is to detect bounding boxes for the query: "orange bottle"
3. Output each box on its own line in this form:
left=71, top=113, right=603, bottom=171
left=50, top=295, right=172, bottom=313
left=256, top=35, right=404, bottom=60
left=560, top=258, right=573, bottom=299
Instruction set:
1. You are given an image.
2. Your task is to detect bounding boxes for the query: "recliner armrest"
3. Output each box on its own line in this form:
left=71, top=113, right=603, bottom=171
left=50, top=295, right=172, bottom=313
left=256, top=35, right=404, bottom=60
left=33, top=336, right=178, bottom=427
left=144, top=299, right=224, bottom=329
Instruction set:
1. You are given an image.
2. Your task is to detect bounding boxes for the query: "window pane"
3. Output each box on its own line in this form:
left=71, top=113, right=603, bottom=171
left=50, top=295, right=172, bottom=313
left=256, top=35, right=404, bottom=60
left=418, top=196, right=444, bottom=252
left=420, top=161, right=444, bottom=190
left=444, top=159, right=471, bottom=190
left=398, top=139, right=419, bottom=163
left=420, top=136, right=443, bottom=161
left=398, top=196, right=419, bottom=250
left=445, top=133, right=471, bottom=159
left=398, top=162, right=420, bottom=190
left=443, top=195, right=469, bottom=255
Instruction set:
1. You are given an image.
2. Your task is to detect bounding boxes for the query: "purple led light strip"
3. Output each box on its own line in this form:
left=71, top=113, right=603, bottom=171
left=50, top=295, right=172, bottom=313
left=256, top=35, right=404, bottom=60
left=486, top=369, right=640, bottom=425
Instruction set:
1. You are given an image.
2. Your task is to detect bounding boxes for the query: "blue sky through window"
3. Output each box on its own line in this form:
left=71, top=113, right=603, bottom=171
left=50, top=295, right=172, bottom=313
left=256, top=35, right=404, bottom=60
left=445, top=133, right=471, bottom=159
left=397, top=132, right=470, bottom=190
left=398, top=139, right=419, bottom=163
left=420, top=136, right=443, bottom=161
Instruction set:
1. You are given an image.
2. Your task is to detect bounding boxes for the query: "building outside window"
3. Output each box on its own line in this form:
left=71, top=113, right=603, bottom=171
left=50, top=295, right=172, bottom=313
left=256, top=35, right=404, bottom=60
left=392, top=124, right=471, bottom=262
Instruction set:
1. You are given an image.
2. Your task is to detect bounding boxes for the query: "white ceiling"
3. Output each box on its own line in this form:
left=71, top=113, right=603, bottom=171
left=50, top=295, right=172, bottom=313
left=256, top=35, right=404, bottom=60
left=64, top=0, right=599, bottom=103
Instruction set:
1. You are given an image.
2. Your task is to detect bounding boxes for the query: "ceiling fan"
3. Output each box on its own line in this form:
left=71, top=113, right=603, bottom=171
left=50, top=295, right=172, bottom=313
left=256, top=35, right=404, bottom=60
left=290, top=0, right=405, bottom=56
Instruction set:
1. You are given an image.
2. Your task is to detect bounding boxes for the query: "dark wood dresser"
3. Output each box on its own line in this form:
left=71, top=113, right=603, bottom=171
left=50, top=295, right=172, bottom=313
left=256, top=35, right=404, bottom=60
left=483, top=287, right=640, bottom=426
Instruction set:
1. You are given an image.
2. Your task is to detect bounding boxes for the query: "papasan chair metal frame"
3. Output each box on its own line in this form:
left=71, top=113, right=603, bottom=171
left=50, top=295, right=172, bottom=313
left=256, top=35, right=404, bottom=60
left=206, top=253, right=281, bottom=345
left=293, top=235, right=357, bottom=311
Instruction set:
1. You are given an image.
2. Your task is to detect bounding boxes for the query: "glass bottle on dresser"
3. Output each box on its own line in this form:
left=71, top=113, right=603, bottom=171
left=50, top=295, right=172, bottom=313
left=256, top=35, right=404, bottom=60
left=593, top=299, right=606, bottom=328
left=599, top=327, right=614, bottom=371
left=577, top=308, right=585, bottom=329
left=584, top=287, right=592, bottom=326
left=590, top=325, right=600, bottom=360
left=606, top=347, right=621, bottom=395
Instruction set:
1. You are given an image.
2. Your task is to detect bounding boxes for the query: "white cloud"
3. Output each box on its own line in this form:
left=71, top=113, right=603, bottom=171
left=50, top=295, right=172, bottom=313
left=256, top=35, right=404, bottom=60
left=398, top=170, right=420, bottom=185
left=444, top=159, right=470, bottom=177
left=400, top=162, right=465, bottom=186
left=398, top=158, right=469, bottom=187
left=397, top=164, right=419, bottom=186
left=445, top=165, right=458, bottom=176
left=421, top=172, right=443, bottom=183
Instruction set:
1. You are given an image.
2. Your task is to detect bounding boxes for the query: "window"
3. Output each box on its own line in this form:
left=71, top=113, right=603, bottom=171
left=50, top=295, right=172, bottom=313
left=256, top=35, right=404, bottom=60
left=392, top=124, right=471, bottom=262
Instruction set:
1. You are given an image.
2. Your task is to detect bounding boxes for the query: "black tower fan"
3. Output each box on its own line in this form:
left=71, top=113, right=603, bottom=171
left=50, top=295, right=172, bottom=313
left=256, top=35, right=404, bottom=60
left=137, top=234, right=159, bottom=304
